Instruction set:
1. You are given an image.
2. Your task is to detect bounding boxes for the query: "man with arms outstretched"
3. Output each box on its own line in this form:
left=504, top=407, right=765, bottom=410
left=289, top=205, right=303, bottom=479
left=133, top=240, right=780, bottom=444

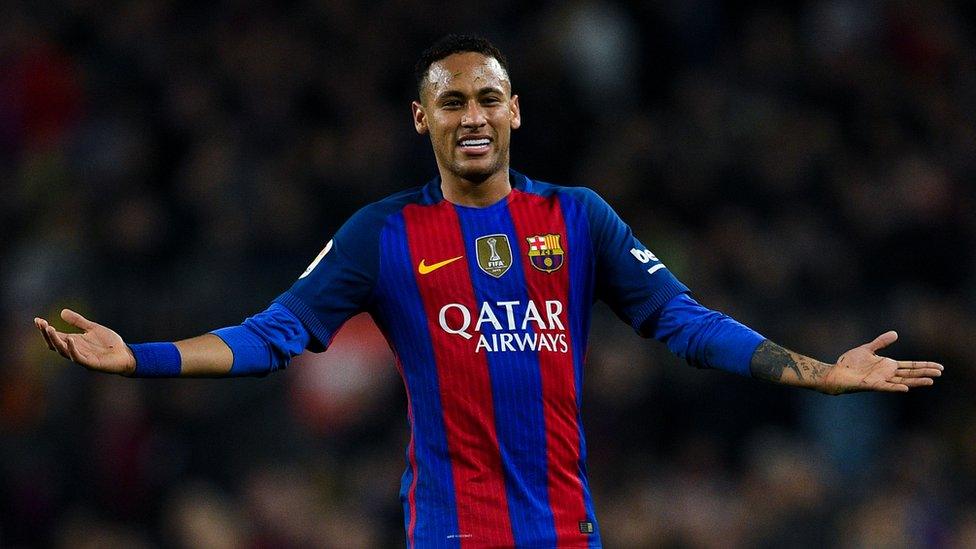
left=35, top=35, right=943, bottom=548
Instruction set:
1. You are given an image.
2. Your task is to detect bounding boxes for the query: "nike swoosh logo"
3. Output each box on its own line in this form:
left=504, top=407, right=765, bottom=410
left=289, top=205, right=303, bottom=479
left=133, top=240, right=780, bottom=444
left=418, top=255, right=464, bottom=275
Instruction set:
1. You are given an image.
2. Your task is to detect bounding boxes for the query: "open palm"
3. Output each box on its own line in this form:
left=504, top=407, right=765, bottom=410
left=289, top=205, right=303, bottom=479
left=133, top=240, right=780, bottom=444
left=34, top=309, right=136, bottom=375
left=823, top=331, right=943, bottom=395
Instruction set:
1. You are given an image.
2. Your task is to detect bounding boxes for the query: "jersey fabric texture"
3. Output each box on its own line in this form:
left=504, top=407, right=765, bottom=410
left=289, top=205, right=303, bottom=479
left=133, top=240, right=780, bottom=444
left=210, top=303, right=309, bottom=375
left=650, top=293, right=763, bottom=377
left=273, top=170, right=720, bottom=548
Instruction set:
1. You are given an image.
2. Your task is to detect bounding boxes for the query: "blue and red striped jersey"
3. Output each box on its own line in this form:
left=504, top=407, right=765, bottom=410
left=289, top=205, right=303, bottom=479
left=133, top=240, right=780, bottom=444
left=275, top=170, right=688, bottom=548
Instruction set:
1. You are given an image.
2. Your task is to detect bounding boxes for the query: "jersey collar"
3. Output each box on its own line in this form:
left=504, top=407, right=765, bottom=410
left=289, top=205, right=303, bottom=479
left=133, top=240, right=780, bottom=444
left=421, top=169, right=530, bottom=206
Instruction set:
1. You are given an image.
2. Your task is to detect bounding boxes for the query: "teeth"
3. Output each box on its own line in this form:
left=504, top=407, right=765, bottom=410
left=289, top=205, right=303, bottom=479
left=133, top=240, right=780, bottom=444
left=460, top=139, right=490, bottom=147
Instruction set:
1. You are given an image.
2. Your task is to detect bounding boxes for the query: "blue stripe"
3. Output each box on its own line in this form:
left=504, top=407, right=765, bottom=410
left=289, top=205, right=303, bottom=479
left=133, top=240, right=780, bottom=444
left=558, top=192, right=603, bottom=547
left=454, top=202, right=558, bottom=546
left=376, top=211, right=460, bottom=548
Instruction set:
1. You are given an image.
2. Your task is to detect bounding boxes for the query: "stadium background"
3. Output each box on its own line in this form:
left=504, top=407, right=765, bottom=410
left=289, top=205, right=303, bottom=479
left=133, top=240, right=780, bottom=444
left=2, top=1, right=975, bottom=546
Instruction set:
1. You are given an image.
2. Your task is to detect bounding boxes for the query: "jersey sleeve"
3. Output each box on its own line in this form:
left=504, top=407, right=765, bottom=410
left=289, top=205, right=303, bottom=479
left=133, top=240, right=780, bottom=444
left=210, top=303, right=311, bottom=376
left=648, top=293, right=765, bottom=376
left=574, top=187, right=689, bottom=335
left=273, top=204, right=385, bottom=351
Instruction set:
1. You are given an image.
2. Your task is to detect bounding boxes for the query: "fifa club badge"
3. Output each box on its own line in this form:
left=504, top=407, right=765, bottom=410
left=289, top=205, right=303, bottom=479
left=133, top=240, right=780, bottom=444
left=475, top=234, right=513, bottom=278
left=526, top=233, right=565, bottom=273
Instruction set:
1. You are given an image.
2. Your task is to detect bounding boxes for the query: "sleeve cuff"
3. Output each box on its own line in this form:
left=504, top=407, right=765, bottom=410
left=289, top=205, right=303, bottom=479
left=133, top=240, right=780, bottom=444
left=631, top=277, right=691, bottom=336
left=273, top=291, right=335, bottom=352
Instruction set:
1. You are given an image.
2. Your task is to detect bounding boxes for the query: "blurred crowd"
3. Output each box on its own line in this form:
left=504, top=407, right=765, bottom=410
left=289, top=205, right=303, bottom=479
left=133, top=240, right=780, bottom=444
left=2, top=0, right=975, bottom=547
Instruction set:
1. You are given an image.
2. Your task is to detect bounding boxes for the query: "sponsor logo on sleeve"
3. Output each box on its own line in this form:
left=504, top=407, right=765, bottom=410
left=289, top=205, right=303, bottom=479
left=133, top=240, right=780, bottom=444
left=630, top=247, right=666, bottom=275
left=299, top=239, right=333, bottom=279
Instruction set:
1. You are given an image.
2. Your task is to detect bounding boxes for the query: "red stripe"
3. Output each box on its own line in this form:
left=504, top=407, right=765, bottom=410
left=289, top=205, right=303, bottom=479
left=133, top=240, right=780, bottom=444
left=507, top=189, right=587, bottom=547
left=403, top=202, right=514, bottom=547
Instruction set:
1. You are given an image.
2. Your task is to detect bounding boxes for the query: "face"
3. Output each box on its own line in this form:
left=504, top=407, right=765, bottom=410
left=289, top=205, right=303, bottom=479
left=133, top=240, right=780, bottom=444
left=412, top=52, right=521, bottom=183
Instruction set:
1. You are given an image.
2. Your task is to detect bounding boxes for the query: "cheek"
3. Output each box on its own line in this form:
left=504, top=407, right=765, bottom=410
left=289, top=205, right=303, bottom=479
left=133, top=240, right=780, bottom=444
left=493, top=117, right=513, bottom=136
left=430, top=128, right=454, bottom=152
left=436, top=130, right=454, bottom=148
left=431, top=118, right=456, bottom=140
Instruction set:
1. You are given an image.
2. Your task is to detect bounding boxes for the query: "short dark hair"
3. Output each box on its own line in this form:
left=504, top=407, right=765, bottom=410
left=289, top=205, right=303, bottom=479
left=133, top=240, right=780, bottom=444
left=414, top=34, right=510, bottom=99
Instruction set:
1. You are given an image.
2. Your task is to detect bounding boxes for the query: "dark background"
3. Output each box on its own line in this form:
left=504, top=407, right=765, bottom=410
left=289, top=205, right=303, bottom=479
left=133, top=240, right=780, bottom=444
left=2, top=1, right=975, bottom=546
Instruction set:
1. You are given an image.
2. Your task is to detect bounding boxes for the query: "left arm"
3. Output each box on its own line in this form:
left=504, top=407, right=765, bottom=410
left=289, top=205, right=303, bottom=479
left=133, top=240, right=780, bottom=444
left=749, top=332, right=943, bottom=395
left=570, top=187, right=944, bottom=394
left=650, top=294, right=943, bottom=394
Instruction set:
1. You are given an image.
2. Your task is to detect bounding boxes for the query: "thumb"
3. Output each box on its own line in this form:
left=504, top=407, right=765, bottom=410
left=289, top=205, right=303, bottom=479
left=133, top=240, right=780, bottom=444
left=865, top=330, right=898, bottom=353
left=61, top=309, right=97, bottom=331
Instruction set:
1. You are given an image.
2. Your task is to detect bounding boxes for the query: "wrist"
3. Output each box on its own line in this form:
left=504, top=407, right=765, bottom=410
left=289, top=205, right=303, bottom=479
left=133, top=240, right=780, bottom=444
left=122, top=345, right=137, bottom=376
left=818, top=362, right=842, bottom=395
left=129, top=342, right=182, bottom=377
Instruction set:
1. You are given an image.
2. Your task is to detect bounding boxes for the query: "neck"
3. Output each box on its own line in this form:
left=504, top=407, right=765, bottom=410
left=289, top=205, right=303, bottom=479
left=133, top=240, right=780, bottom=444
left=439, top=168, right=512, bottom=207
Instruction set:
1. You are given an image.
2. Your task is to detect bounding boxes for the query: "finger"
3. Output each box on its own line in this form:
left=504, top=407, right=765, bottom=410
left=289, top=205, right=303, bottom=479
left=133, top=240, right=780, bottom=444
left=892, top=377, right=934, bottom=388
left=895, top=368, right=942, bottom=378
left=36, top=318, right=56, bottom=351
left=65, top=336, right=87, bottom=365
left=897, top=360, right=943, bottom=371
left=865, top=378, right=909, bottom=392
left=61, top=309, right=96, bottom=331
left=46, top=326, right=71, bottom=360
left=872, top=382, right=910, bottom=392
left=38, top=320, right=59, bottom=352
left=866, top=330, right=898, bottom=352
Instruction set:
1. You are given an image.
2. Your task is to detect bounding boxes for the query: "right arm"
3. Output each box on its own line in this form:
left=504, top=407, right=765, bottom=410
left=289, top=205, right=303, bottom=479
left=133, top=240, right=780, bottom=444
left=35, top=200, right=392, bottom=377
left=34, top=304, right=307, bottom=377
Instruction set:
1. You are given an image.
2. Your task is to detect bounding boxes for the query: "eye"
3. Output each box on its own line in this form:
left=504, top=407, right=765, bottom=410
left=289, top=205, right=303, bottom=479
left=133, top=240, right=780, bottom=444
left=442, top=99, right=462, bottom=108
left=482, top=96, right=501, bottom=105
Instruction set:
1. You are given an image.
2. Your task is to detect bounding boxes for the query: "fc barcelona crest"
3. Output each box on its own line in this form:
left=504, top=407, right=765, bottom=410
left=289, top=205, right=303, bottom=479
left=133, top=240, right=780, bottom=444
left=526, top=234, right=565, bottom=273
left=475, top=234, right=513, bottom=278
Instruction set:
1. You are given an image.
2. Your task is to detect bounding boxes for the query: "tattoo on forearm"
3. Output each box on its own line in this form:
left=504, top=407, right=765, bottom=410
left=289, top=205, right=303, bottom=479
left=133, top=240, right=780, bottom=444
left=750, top=340, right=802, bottom=382
left=750, top=340, right=832, bottom=385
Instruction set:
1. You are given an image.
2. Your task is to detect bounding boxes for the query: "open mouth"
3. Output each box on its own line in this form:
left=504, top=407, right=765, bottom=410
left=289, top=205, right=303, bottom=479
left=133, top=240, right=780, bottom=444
left=458, top=138, right=490, bottom=148
left=457, top=137, right=492, bottom=154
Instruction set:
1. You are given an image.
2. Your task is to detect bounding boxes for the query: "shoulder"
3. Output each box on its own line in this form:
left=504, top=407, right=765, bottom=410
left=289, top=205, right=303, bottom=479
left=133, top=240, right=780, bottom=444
left=519, top=176, right=627, bottom=243
left=520, top=176, right=613, bottom=217
left=338, top=186, right=426, bottom=235
left=518, top=172, right=607, bottom=206
left=556, top=185, right=607, bottom=209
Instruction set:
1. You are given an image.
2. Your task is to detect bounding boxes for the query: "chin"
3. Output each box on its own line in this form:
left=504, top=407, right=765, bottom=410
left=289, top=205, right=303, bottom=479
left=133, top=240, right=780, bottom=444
left=458, top=169, right=492, bottom=183
left=453, top=158, right=502, bottom=183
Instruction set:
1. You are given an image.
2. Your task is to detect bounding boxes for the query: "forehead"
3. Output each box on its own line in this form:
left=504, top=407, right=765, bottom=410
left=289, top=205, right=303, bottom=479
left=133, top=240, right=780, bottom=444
left=425, top=52, right=510, bottom=99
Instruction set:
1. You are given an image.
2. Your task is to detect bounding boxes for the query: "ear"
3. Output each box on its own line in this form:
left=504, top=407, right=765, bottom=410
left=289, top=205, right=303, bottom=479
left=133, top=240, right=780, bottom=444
left=411, top=101, right=428, bottom=135
left=510, top=95, right=521, bottom=130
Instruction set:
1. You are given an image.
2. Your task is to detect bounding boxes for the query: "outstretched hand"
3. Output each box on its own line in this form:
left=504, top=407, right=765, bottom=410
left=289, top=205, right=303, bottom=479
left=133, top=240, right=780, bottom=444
left=822, top=331, right=943, bottom=395
left=34, top=309, right=136, bottom=376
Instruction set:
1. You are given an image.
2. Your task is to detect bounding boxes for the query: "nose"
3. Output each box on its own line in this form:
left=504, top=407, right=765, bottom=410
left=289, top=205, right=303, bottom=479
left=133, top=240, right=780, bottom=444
left=460, top=100, right=487, bottom=128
